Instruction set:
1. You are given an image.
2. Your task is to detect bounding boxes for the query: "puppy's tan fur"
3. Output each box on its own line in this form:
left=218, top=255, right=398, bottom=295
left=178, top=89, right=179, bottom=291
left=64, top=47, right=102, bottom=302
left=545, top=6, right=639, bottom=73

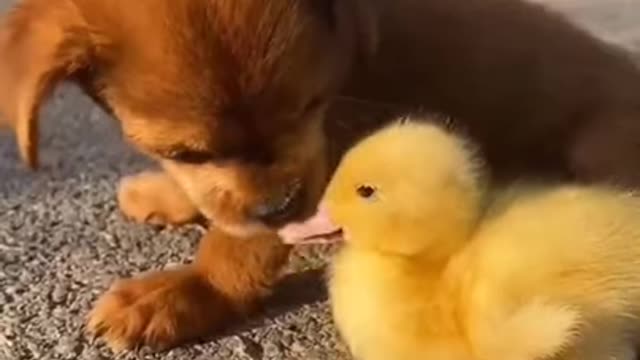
left=1, top=0, right=640, bottom=351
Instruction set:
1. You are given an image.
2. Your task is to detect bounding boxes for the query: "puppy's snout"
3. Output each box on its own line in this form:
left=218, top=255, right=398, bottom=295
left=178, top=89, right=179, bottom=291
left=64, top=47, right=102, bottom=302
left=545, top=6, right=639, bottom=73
left=251, top=182, right=304, bottom=226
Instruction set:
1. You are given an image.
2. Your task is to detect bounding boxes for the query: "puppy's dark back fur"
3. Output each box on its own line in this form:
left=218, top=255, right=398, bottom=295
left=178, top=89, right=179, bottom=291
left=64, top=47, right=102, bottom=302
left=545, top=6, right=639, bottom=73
left=343, top=0, right=640, bottom=183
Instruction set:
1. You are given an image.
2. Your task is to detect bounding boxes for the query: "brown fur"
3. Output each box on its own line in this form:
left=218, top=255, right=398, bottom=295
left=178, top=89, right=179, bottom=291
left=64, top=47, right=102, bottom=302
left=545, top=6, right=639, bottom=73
left=1, top=0, right=640, bottom=351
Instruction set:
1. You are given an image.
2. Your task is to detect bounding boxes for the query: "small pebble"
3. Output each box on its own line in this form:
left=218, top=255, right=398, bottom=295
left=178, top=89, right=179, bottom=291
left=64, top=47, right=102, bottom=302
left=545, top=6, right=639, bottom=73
left=51, top=283, right=68, bottom=304
left=55, top=336, right=81, bottom=355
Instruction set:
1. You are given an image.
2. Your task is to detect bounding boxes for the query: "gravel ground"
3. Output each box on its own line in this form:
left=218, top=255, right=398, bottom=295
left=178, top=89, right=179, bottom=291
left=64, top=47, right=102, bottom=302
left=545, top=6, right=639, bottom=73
left=1, top=1, right=639, bottom=360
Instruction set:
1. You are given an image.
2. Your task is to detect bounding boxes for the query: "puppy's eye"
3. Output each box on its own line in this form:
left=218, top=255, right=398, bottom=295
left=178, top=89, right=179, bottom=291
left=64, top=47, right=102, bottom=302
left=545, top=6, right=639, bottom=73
left=166, top=150, right=212, bottom=164
left=356, top=185, right=377, bottom=200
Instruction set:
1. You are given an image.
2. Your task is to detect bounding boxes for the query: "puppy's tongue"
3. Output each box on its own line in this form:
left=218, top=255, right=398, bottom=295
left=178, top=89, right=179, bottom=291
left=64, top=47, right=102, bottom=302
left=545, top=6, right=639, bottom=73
left=278, top=205, right=343, bottom=245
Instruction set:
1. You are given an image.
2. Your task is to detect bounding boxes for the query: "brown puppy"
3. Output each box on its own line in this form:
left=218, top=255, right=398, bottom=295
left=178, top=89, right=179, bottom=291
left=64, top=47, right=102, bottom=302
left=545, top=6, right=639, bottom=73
left=1, top=0, right=640, bottom=352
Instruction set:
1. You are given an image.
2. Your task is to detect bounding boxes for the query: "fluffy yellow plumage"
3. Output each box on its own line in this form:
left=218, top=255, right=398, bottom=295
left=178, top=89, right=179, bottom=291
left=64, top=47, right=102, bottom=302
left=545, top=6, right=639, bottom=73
left=324, top=119, right=640, bottom=360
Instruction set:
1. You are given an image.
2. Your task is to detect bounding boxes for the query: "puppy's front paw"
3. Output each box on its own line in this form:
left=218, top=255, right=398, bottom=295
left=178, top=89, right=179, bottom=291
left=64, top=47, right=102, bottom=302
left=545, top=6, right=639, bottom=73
left=87, top=267, right=234, bottom=351
left=117, top=171, right=200, bottom=226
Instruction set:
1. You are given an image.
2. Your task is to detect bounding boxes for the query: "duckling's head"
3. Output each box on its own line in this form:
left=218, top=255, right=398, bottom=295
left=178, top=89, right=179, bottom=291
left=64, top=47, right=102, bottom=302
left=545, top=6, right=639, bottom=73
left=289, top=119, right=485, bottom=260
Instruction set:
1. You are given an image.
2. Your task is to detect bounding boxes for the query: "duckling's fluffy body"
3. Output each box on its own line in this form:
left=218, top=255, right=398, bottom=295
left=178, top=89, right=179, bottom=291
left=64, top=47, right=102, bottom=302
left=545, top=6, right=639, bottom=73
left=326, top=121, right=640, bottom=360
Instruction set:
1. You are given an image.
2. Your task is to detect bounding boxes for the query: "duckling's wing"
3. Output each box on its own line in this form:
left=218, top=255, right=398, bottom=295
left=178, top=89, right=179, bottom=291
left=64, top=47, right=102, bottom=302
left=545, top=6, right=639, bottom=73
left=470, top=298, right=581, bottom=360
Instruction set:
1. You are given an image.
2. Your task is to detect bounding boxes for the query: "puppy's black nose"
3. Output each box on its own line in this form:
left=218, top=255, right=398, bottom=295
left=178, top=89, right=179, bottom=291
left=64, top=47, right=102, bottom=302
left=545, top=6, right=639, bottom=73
left=251, top=184, right=304, bottom=226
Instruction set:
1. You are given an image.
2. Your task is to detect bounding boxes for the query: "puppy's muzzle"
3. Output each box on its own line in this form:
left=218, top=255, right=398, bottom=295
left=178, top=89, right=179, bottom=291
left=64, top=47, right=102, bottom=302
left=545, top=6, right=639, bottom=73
left=250, top=182, right=305, bottom=227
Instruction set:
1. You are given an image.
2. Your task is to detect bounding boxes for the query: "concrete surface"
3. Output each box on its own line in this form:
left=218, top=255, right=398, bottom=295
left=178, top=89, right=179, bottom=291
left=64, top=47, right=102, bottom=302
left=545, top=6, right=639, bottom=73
left=1, top=1, right=639, bottom=360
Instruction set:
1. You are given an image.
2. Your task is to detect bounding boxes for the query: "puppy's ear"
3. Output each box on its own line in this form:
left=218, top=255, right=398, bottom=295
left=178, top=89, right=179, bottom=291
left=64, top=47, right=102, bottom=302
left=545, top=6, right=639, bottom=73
left=0, top=0, right=96, bottom=169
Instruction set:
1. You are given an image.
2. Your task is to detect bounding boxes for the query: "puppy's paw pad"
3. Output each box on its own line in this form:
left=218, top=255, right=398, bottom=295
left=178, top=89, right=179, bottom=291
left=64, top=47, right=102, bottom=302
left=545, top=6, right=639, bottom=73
left=87, top=269, right=230, bottom=351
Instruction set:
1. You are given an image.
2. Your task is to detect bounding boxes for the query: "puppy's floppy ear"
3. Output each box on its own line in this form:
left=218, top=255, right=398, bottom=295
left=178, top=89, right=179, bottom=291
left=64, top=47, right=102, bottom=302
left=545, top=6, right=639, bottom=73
left=0, top=0, right=96, bottom=169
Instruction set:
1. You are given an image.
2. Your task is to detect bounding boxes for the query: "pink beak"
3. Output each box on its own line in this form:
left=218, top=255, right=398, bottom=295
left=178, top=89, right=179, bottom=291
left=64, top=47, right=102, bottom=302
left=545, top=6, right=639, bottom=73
left=278, top=203, right=343, bottom=245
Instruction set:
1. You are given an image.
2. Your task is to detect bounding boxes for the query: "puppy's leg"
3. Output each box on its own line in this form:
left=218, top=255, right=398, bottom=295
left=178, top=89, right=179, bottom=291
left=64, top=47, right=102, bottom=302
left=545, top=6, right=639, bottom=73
left=117, top=171, right=201, bottom=226
left=568, top=116, right=640, bottom=188
left=87, top=229, right=291, bottom=351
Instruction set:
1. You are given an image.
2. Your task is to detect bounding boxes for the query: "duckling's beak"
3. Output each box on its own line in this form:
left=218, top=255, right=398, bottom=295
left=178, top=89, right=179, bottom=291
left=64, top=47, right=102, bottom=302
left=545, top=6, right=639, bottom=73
left=277, top=203, right=343, bottom=245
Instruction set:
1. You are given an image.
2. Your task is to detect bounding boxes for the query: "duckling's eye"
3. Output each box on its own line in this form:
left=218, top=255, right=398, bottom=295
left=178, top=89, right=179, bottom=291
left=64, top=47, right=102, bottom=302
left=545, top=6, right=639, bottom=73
left=356, top=185, right=377, bottom=200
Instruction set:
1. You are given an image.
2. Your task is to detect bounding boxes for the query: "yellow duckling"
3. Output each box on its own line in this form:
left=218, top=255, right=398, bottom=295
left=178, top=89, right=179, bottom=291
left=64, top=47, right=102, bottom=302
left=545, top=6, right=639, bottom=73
left=284, top=119, right=640, bottom=360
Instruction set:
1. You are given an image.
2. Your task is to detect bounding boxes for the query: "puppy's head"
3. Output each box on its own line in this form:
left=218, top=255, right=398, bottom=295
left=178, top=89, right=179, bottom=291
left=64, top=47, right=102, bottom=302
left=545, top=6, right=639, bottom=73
left=0, top=0, right=377, bottom=236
